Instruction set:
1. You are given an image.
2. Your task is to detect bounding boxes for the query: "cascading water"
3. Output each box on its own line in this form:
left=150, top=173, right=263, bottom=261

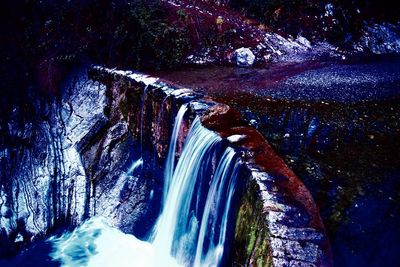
left=49, top=104, right=241, bottom=267
left=193, top=148, right=239, bottom=267
left=163, top=103, right=188, bottom=203
left=152, top=114, right=240, bottom=266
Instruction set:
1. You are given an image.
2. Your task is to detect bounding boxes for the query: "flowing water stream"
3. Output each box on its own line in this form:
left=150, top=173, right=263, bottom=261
left=48, top=104, right=241, bottom=267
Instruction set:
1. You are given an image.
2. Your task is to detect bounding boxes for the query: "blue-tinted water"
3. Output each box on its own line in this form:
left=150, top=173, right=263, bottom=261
left=0, top=239, right=59, bottom=267
left=0, top=111, right=242, bottom=267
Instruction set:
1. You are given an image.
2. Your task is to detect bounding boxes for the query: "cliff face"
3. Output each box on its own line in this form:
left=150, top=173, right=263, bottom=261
left=0, top=66, right=332, bottom=266
left=0, top=70, right=159, bottom=256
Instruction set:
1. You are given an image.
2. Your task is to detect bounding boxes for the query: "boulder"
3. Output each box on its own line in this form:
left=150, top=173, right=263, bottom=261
left=232, top=47, right=255, bottom=67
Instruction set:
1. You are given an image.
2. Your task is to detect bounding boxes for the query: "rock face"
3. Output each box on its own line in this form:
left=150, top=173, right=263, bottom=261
left=0, top=70, right=160, bottom=256
left=357, top=23, right=400, bottom=54
left=233, top=47, right=256, bottom=67
left=0, top=65, right=332, bottom=267
left=1, top=74, right=109, bottom=255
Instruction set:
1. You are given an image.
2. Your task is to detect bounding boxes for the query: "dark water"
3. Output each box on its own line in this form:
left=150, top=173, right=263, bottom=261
left=0, top=240, right=59, bottom=267
left=249, top=103, right=400, bottom=267
left=154, top=56, right=400, bottom=266
left=332, top=171, right=400, bottom=266
left=153, top=55, right=400, bottom=103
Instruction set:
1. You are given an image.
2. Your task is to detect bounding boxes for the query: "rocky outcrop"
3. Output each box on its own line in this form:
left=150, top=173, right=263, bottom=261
left=0, top=75, right=108, bottom=255
left=356, top=22, right=400, bottom=54
left=0, top=71, right=159, bottom=256
left=164, top=0, right=339, bottom=66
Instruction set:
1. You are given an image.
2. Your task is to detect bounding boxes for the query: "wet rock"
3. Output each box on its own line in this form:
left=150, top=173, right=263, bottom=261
left=200, top=103, right=247, bottom=131
left=233, top=47, right=256, bottom=67
left=269, top=224, right=324, bottom=241
left=227, top=134, right=247, bottom=143
left=271, top=237, right=320, bottom=263
left=357, top=23, right=400, bottom=54
left=0, top=69, right=159, bottom=254
left=0, top=73, right=108, bottom=250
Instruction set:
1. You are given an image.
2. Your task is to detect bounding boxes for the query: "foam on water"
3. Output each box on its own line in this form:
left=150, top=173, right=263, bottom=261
left=49, top=217, right=181, bottom=267
left=50, top=105, right=240, bottom=267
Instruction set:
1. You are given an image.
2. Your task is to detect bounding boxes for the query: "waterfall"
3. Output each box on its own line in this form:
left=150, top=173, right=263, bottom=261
left=50, top=105, right=240, bottom=267
left=193, top=148, right=239, bottom=267
left=163, top=104, right=188, bottom=203
left=152, top=114, right=240, bottom=266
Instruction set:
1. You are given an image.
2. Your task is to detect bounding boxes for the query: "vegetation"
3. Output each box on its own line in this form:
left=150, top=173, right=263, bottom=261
left=230, top=0, right=400, bottom=45
left=1, top=0, right=191, bottom=96
left=1, top=0, right=192, bottom=137
left=232, top=179, right=271, bottom=266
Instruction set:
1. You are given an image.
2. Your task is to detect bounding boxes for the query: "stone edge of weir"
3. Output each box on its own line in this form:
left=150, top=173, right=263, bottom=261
left=89, top=65, right=333, bottom=267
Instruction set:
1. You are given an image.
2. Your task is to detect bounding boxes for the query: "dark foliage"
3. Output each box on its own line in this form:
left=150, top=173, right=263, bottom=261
left=0, top=0, right=191, bottom=133
left=1, top=0, right=191, bottom=88
left=230, top=0, right=400, bottom=44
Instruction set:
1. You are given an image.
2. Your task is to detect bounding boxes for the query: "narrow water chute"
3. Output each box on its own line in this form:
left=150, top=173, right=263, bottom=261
left=163, top=104, right=188, bottom=203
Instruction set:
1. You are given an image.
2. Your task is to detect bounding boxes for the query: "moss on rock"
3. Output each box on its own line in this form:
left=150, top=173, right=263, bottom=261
left=232, top=179, right=271, bottom=267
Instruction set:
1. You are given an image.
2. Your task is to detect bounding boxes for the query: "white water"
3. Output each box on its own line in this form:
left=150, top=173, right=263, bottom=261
left=193, top=148, right=239, bottom=267
left=50, top=106, right=240, bottom=267
left=49, top=217, right=180, bottom=267
left=153, top=115, right=240, bottom=266
left=163, top=104, right=188, bottom=203
left=125, top=157, right=143, bottom=176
